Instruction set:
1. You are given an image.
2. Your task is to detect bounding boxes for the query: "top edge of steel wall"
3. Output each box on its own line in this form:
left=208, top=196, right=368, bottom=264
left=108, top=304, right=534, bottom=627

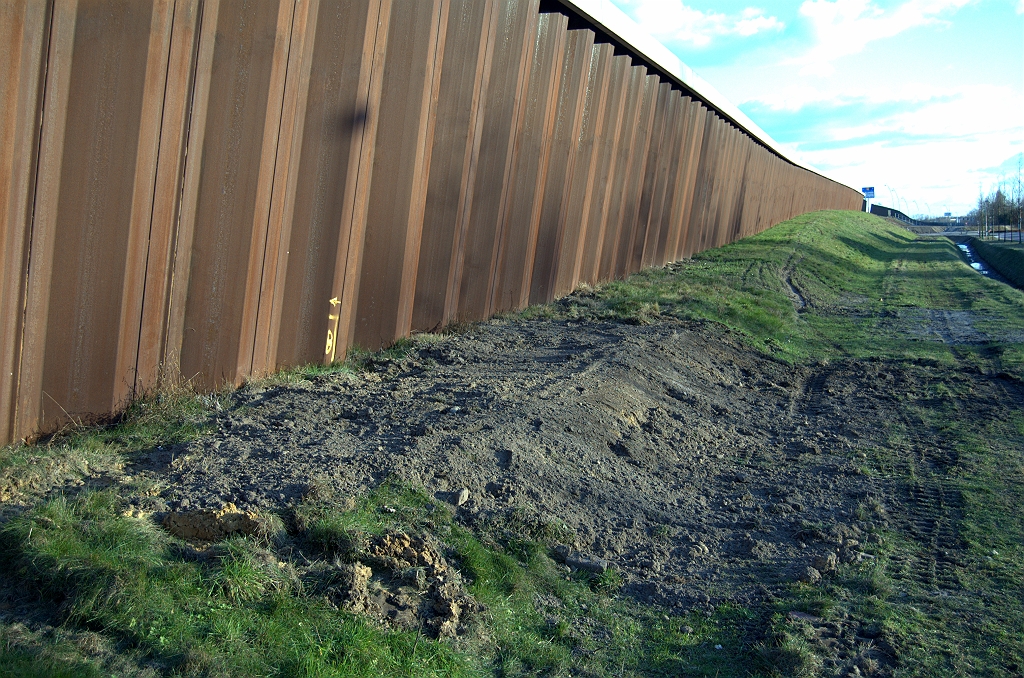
left=556, top=0, right=840, bottom=184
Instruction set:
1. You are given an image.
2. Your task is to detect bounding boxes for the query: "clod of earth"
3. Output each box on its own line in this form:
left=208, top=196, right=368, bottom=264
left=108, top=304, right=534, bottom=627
left=565, top=552, right=610, bottom=573
left=162, top=503, right=263, bottom=542
left=813, top=550, right=839, bottom=574
left=313, top=530, right=482, bottom=638
left=799, top=566, right=822, bottom=585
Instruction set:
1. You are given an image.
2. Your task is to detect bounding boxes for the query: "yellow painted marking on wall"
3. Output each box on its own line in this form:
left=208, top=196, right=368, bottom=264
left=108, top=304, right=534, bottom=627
left=326, top=296, right=343, bottom=362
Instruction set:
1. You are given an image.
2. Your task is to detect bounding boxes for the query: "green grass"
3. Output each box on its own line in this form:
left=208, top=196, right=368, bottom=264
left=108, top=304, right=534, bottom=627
left=2, top=210, right=1024, bottom=675
left=771, top=398, right=1024, bottom=676
left=0, top=480, right=791, bottom=677
left=0, top=385, right=231, bottom=510
left=552, top=211, right=1024, bottom=369
left=970, top=237, right=1024, bottom=288
left=0, top=491, right=475, bottom=676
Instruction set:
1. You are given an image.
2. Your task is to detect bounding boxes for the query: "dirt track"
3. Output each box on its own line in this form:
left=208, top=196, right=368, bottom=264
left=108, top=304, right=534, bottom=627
left=133, top=308, right=1021, bottom=619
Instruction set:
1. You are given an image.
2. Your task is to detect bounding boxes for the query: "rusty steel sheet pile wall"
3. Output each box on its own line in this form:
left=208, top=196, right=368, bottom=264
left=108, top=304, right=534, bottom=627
left=0, top=0, right=863, bottom=444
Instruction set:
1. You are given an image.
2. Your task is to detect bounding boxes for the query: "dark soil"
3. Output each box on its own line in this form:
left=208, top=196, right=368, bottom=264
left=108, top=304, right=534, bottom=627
left=135, top=314, right=1006, bottom=620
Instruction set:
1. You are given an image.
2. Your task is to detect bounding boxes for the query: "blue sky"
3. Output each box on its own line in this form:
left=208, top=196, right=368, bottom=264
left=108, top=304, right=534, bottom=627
left=610, top=0, right=1024, bottom=216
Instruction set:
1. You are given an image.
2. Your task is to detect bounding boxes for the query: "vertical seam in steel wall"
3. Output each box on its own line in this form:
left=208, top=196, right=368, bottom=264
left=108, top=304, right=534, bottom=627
left=323, top=0, right=385, bottom=363
left=394, top=0, right=450, bottom=338
left=134, top=0, right=179, bottom=399
left=445, top=0, right=499, bottom=326
left=337, top=0, right=391, bottom=355
left=248, top=0, right=299, bottom=377
left=486, top=1, right=539, bottom=317
left=150, top=0, right=201, bottom=389
left=113, top=0, right=179, bottom=410
left=250, top=0, right=317, bottom=375
left=170, top=0, right=201, bottom=375
left=539, top=27, right=593, bottom=305
left=163, top=0, right=213, bottom=381
left=15, top=0, right=73, bottom=439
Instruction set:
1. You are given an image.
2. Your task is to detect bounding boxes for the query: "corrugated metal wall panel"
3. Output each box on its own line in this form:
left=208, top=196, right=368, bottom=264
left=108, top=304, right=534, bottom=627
left=636, top=83, right=674, bottom=270
left=455, top=0, right=539, bottom=322
left=16, top=0, right=171, bottom=436
left=136, top=0, right=202, bottom=392
left=156, top=0, right=283, bottom=390
left=552, top=40, right=608, bottom=299
left=261, top=0, right=383, bottom=369
left=616, top=73, right=659, bottom=279
left=529, top=27, right=594, bottom=307
left=347, top=0, right=447, bottom=352
left=0, top=0, right=49, bottom=442
left=0, top=0, right=864, bottom=444
left=576, top=45, right=622, bottom=286
left=597, top=62, right=644, bottom=281
left=412, top=0, right=498, bottom=333
left=491, top=11, right=567, bottom=314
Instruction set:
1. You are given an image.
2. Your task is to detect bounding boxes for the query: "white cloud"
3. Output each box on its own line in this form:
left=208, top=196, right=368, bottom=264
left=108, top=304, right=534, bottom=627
left=803, top=129, right=1018, bottom=215
left=610, top=0, right=1018, bottom=214
left=734, top=7, right=785, bottom=36
left=792, top=0, right=973, bottom=75
left=619, top=1, right=784, bottom=47
left=762, top=85, right=1024, bottom=214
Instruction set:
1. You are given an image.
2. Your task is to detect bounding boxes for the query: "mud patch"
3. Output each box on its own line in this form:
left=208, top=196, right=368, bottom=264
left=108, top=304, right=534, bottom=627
left=783, top=610, right=896, bottom=676
left=128, top=316, right=1024, bottom=671
left=143, top=317, right=1004, bottom=617
left=889, top=309, right=1013, bottom=345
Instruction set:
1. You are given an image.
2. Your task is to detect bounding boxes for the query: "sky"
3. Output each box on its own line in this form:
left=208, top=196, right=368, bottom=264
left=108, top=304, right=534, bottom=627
left=609, top=0, right=1024, bottom=217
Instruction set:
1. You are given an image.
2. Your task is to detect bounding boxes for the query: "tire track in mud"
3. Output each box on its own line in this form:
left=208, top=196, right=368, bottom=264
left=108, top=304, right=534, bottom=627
left=902, top=480, right=963, bottom=590
left=781, top=253, right=808, bottom=312
left=882, top=370, right=1024, bottom=594
left=786, top=274, right=808, bottom=311
left=790, top=361, right=969, bottom=593
left=792, top=363, right=830, bottom=419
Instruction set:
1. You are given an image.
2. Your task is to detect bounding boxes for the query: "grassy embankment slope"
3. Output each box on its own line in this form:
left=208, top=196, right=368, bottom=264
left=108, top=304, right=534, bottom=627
left=570, top=211, right=1024, bottom=370
left=1, top=211, right=1022, bottom=677
left=970, top=237, right=1024, bottom=288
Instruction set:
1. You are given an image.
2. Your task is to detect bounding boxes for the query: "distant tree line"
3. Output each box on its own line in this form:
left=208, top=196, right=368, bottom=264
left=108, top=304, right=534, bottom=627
left=967, top=158, right=1023, bottom=241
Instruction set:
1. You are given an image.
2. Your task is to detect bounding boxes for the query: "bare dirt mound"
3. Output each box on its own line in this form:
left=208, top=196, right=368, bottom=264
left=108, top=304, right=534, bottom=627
left=133, top=315, right=984, bottom=616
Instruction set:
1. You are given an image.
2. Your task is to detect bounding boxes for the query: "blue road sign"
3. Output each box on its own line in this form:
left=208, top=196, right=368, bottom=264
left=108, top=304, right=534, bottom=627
left=861, top=187, right=875, bottom=198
